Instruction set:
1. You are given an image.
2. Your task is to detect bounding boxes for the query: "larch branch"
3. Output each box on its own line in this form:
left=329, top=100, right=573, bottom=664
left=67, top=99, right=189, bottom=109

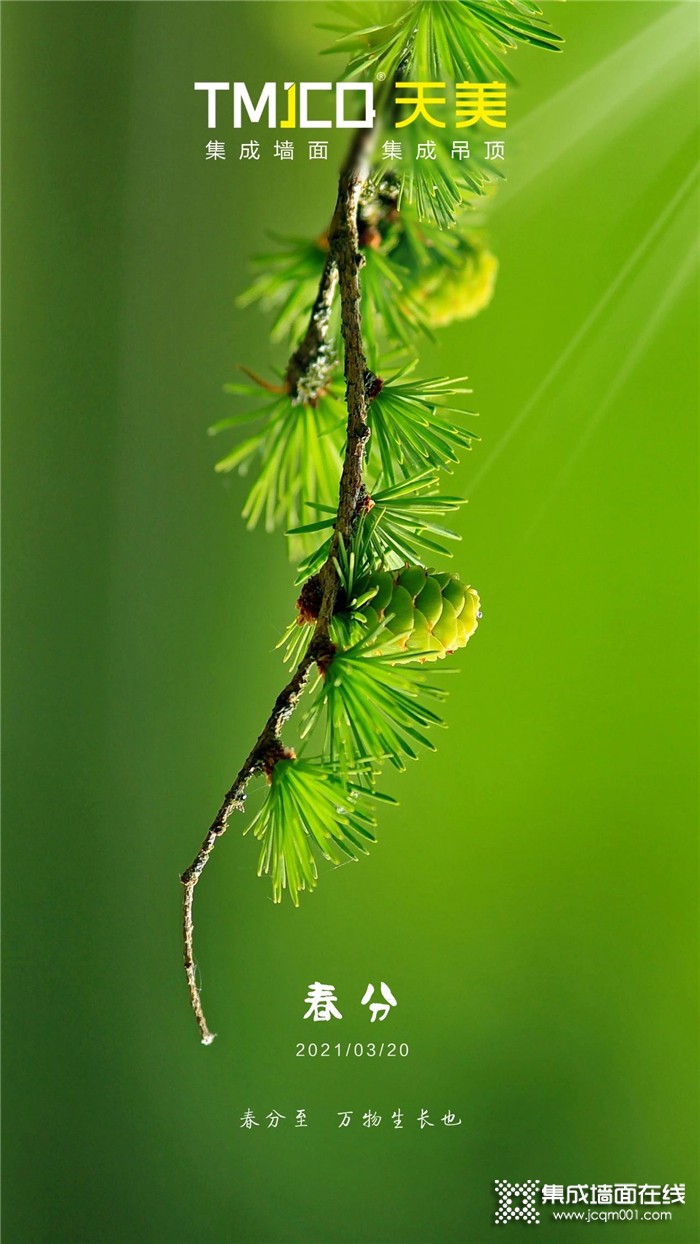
left=181, top=123, right=376, bottom=1045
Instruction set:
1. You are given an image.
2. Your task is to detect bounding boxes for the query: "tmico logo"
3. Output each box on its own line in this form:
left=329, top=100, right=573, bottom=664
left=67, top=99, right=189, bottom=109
left=194, top=81, right=375, bottom=129
left=494, top=1180, right=541, bottom=1225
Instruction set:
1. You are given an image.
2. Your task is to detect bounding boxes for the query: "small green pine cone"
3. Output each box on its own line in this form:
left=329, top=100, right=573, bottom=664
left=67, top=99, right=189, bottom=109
left=359, top=566, right=481, bottom=661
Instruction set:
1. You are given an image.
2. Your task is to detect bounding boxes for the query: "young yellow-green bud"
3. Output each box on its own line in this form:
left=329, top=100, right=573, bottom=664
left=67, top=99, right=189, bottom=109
left=415, top=241, right=498, bottom=327
left=360, top=566, right=481, bottom=661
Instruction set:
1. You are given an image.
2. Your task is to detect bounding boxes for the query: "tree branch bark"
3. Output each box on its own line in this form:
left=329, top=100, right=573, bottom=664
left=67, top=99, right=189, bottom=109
left=284, top=251, right=337, bottom=402
left=181, top=124, right=376, bottom=1044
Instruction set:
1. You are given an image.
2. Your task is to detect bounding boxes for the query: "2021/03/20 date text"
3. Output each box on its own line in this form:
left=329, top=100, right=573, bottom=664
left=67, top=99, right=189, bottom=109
left=296, top=1041, right=409, bottom=1058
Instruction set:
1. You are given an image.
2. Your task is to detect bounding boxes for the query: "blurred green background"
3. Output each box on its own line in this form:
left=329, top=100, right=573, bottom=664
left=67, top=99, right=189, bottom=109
left=3, top=2, right=698, bottom=1242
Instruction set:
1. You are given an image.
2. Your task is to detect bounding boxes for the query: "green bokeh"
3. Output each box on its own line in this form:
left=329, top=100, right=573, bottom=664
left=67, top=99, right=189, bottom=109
left=2, top=3, right=698, bottom=1242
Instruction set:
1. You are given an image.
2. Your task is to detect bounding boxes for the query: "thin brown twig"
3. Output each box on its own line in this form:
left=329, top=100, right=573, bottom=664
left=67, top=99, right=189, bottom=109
left=180, top=124, right=376, bottom=1044
left=238, top=364, right=287, bottom=395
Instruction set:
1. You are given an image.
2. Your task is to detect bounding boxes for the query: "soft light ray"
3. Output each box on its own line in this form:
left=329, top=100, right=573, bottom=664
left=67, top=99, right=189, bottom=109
left=468, top=165, right=699, bottom=494
left=523, top=241, right=699, bottom=541
left=495, top=4, right=696, bottom=214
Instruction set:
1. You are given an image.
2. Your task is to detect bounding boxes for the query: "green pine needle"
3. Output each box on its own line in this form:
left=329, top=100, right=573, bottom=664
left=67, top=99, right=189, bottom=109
left=363, top=472, right=466, bottom=564
left=210, top=387, right=344, bottom=536
left=304, top=630, right=449, bottom=770
left=393, top=118, right=503, bottom=229
left=277, top=614, right=315, bottom=669
left=366, top=369, right=479, bottom=482
left=360, top=244, right=430, bottom=360
left=324, top=0, right=561, bottom=225
left=245, top=758, right=390, bottom=905
left=324, top=1, right=562, bottom=85
left=237, top=235, right=330, bottom=345
left=239, top=231, right=431, bottom=361
left=290, top=470, right=465, bottom=581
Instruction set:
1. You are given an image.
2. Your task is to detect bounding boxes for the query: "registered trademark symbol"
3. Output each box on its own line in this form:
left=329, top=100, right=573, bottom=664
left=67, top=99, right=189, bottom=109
left=376, top=72, right=386, bottom=81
